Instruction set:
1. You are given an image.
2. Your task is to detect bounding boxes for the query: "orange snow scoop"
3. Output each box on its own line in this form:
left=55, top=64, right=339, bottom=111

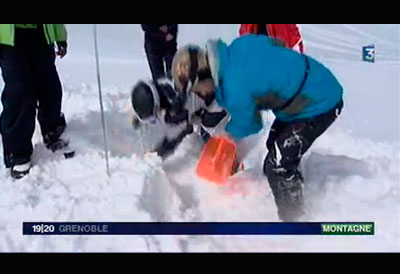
left=196, top=136, right=237, bottom=185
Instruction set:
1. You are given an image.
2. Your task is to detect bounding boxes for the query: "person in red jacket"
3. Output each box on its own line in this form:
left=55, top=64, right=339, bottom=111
left=239, top=24, right=305, bottom=53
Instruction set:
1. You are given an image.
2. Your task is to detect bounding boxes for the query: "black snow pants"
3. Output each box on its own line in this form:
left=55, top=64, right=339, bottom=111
left=264, top=100, right=343, bottom=221
left=0, top=26, right=66, bottom=167
left=145, top=38, right=177, bottom=81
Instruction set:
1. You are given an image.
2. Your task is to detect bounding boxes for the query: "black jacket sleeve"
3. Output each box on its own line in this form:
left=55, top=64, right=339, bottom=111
left=201, top=110, right=227, bottom=128
left=167, top=24, right=178, bottom=37
left=141, top=24, right=161, bottom=33
left=156, top=80, right=188, bottom=125
left=141, top=24, right=166, bottom=40
left=154, top=124, right=193, bottom=159
left=141, top=24, right=178, bottom=41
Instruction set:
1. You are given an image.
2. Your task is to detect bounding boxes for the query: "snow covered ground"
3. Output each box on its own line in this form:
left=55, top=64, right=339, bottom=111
left=0, top=24, right=399, bottom=252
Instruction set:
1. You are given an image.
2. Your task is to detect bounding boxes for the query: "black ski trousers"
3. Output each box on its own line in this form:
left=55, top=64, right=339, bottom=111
left=144, top=39, right=177, bottom=81
left=264, top=100, right=343, bottom=221
left=0, top=27, right=66, bottom=167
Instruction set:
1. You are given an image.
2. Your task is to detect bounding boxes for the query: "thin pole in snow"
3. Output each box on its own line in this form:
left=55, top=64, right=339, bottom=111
left=93, top=24, right=111, bottom=176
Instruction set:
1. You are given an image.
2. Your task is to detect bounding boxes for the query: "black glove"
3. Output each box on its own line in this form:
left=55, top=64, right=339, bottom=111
left=156, top=80, right=188, bottom=125
left=164, top=94, right=189, bottom=125
left=154, top=138, right=177, bottom=159
left=56, top=41, right=68, bottom=58
left=164, top=108, right=189, bottom=125
left=154, top=124, right=193, bottom=159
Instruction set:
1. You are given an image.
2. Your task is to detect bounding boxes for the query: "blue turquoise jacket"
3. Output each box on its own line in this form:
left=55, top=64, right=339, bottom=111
left=206, top=35, right=343, bottom=139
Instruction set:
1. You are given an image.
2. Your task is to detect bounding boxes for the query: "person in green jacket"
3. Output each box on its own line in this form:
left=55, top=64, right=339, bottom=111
left=0, top=24, right=71, bottom=179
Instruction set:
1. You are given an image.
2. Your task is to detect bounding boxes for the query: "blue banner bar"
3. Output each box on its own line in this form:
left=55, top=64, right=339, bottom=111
left=22, top=222, right=370, bottom=235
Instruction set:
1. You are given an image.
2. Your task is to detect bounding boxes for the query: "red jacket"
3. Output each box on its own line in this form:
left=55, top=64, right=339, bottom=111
left=239, top=24, right=305, bottom=53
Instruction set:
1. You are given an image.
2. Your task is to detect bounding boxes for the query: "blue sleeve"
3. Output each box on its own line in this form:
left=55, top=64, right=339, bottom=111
left=215, top=82, right=263, bottom=140
left=225, top=105, right=263, bottom=140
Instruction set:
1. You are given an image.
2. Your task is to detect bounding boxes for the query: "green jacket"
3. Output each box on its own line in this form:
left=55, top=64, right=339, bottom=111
left=0, top=24, right=67, bottom=46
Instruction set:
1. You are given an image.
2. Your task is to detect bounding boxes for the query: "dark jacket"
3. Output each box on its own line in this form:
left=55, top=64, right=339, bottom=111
left=141, top=24, right=178, bottom=43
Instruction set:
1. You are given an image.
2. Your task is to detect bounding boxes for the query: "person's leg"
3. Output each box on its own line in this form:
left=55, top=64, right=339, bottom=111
left=154, top=122, right=193, bottom=160
left=264, top=102, right=343, bottom=221
left=30, top=26, right=66, bottom=144
left=164, top=41, right=177, bottom=79
left=0, top=40, right=36, bottom=169
left=145, top=40, right=166, bottom=81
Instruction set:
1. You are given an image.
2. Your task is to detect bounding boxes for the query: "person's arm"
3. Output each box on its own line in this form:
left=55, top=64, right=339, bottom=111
left=53, top=24, right=67, bottom=42
left=53, top=24, right=68, bottom=58
left=198, top=99, right=229, bottom=136
left=154, top=122, right=193, bottom=159
left=141, top=24, right=167, bottom=40
left=289, top=24, right=305, bottom=53
left=165, top=24, right=177, bottom=42
left=239, top=24, right=252, bottom=36
left=156, top=79, right=189, bottom=125
left=141, top=24, right=161, bottom=33
left=168, top=24, right=178, bottom=36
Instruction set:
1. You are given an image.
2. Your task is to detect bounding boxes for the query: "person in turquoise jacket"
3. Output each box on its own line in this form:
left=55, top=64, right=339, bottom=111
left=171, top=35, right=344, bottom=221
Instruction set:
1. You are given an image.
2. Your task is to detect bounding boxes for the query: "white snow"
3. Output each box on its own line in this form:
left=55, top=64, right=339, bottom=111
left=0, top=24, right=399, bottom=252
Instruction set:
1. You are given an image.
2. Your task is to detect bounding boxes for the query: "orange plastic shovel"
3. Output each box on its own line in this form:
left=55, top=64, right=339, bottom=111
left=196, top=136, right=237, bottom=184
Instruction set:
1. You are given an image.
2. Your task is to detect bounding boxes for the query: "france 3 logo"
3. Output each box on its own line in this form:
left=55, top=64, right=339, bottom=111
left=362, top=44, right=375, bottom=63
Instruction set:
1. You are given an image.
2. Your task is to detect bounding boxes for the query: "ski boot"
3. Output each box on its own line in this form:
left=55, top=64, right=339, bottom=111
left=269, top=170, right=305, bottom=222
left=11, top=162, right=31, bottom=179
left=43, top=126, right=75, bottom=159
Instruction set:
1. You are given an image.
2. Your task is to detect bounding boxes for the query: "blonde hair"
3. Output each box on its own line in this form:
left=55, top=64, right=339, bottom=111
left=171, top=45, right=208, bottom=92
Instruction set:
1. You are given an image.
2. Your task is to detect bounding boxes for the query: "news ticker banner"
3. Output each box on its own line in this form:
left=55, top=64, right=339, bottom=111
left=23, top=222, right=374, bottom=236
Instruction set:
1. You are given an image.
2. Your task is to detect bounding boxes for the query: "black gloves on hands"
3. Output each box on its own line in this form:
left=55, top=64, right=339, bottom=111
left=56, top=41, right=67, bottom=58
left=154, top=124, right=194, bottom=159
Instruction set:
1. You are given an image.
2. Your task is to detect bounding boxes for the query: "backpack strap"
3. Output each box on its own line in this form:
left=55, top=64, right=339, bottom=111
left=274, top=55, right=310, bottom=112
